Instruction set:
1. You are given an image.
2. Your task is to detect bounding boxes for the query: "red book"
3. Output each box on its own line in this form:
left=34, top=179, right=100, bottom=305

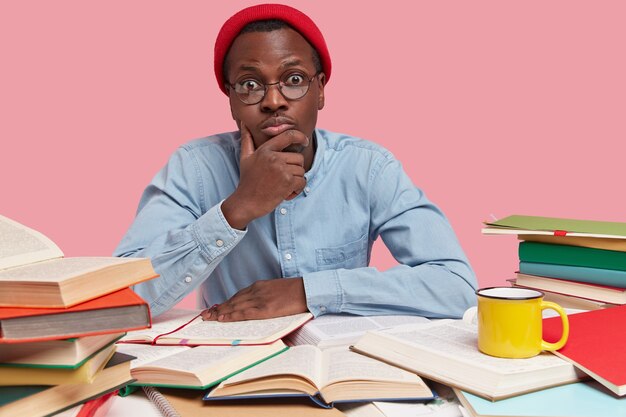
left=0, top=288, right=151, bottom=343
left=543, top=305, right=626, bottom=396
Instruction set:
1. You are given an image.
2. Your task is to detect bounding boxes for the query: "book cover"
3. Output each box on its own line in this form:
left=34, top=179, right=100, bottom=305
left=519, top=261, right=626, bottom=288
left=519, top=242, right=626, bottom=272
left=483, top=215, right=626, bottom=239
left=0, top=288, right=151, bottom=343
left=456, top=381, right=626, bottom=417
left=543, top=304, right=626, bottom=396
left=514, top=273, right=626, bottom=305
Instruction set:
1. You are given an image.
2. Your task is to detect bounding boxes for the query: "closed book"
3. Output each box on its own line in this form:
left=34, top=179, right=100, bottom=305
left=0, top=288, right=151, bottom=343
left=521, top=234, right=626, bottom=252
left=519, top=261, right=626, bottom=288
left=205, top=345, right=434, bottom=408
left=0, top=343, right=116, bottom=385
left=483, top=215, right=626, bottom=239
left=514, top=273, right=626, bottom=305
left=0, top=214, right=157, bottom=308
left=0, top=352, right=134, bottom=417
left=543, top=304, right=626, bottom=396
left=455, top=381, right=626, bottom=417
left=519, top=242, right=626, bottom=272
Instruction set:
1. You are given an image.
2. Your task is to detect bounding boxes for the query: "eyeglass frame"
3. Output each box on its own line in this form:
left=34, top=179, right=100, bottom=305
left=226, top=71, right=322, bottom=105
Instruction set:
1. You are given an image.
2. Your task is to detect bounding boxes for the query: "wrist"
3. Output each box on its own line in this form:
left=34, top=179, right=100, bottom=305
left=222, top=194, right=254, bottom=230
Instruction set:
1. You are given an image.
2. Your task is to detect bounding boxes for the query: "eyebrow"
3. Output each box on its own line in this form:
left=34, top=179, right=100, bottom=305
left=235, top=59, right=306, bottom=73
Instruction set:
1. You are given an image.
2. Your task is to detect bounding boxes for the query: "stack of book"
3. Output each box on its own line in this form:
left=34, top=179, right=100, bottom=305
left=0, top=214, right=157, bottom=416
left=482, top=214, right=626, bottom=309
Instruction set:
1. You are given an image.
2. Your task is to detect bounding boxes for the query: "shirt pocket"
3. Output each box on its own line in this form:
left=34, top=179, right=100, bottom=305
left=315, top=234, right=368, bottom=271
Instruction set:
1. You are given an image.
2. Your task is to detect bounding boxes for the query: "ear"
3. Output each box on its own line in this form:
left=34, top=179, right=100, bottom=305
left=317, top=72, right=326, bottom=110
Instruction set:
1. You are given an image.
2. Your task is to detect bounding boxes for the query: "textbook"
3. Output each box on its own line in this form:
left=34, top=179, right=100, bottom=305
left=120, top=309, right=312, bottom=346
left=0, top=214, right=157, bottom=308
left=205, top=345, right=435, bottom=408
left=482, top=214, right=626, bottom=239
left=0, top=352, right=133, bottom=417
left=509, top=281, right=615, bottom=311
left=115, top=340, right=287, bottom=390
left=0, top=288, right=151, bottom=343
left=520, top=234, right=626, bottom=252
left=519, top=261, right=626, bottom=288
left=352, top=320, right=583, bottom=401
left=0, top=343, right=116, bottom=385
left=455, top=381, right=626, bottom=417
left=519, top=241, right=626, bottom=272
left=284, top=313, right=430, bottom=349
left=0, top=332, right=124, bottom=367
left=515, top=272, right=626, bottom=305
left=544, top=304, right=626, bottom=396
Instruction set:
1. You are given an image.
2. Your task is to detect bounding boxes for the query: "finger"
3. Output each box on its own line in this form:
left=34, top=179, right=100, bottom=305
left=285, top=164, right=306, bottom=178
left=261, top=129, right=309, bottom=152
left=200, top=309, right=212, bottom=321
left=285, top=177, right=307, bottom=200
left=276, top=151, right=305, bottom=167
left=239, top=122, right=255, bottom=159
left=218, top=307, right=263, bottom=322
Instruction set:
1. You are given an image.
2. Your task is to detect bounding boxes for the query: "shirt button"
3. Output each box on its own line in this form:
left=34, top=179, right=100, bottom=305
left=304, top=187, right=311, bottom=193
left=216, top=239, right=224, bottom=247
left=279, top=208, right=287, bottom=215
left=184, top=276, right=192, bottom=283
left=284, top=253, right=292, bottom=261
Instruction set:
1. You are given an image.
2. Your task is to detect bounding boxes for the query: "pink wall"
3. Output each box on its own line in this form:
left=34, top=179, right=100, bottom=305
left=2, top=1, right=625, bottom=310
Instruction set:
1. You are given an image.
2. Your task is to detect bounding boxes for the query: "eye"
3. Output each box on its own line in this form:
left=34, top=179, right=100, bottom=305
left=237, top=79, right=263, bottom=92
left=284, top=74, right=305, bottom=86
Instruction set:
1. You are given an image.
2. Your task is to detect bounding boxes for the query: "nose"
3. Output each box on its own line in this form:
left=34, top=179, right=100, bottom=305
left=260, top=83, right=288, bottom=113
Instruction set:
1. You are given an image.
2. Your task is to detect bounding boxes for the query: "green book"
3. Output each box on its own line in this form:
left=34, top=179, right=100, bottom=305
left=519, top=242, right=626, bottom=271
left=484, top=215, right=626, bottom=238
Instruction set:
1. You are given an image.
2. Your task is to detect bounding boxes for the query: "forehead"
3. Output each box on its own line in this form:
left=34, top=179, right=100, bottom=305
left=225, top=28, right=316, bottom=75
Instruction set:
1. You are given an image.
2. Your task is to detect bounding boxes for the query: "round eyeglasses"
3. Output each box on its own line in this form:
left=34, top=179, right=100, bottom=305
left=227, top=71, right=321, bottom=105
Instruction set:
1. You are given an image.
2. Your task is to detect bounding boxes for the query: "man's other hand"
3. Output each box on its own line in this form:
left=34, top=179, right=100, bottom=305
left=200, top=278, right=308, bottom=322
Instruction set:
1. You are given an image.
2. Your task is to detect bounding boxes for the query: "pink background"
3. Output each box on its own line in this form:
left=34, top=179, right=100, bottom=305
left=2, top=1, right=625, bottom=310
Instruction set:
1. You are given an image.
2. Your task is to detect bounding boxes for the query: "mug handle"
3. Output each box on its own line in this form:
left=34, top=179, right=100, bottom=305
left=540, top=301, right=570, bottom=351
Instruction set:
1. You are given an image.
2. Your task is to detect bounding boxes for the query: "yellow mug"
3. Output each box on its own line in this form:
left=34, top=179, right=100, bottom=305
left=476, top=287, right=569, bottom=358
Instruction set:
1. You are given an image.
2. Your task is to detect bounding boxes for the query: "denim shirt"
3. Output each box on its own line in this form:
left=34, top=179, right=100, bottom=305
left=114, top=129, right=477, bottom=318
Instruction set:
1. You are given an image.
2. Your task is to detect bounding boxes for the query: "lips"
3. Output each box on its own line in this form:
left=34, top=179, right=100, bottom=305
left=259, top=116, right=296, bottom=137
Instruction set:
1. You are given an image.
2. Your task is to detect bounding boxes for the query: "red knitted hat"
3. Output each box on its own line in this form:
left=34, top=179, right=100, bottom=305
left=214, top=4, right=331, bottom=95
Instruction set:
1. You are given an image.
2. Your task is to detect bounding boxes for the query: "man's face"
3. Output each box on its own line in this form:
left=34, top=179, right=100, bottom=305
left=224, top=28, right=325, bottom=154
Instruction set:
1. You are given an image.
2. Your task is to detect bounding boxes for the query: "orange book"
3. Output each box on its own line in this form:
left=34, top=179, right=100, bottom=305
left=0, top=288, right=151, bottom=343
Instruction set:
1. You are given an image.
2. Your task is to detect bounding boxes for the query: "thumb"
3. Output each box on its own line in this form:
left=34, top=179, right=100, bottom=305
left=239, top=122, right=255, bottom=159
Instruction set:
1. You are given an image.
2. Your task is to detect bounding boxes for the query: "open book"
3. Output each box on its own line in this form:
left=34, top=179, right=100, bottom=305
left=205, top=345, right=434, bottom=408
left=0, top=214, right=157, bottom=308
left=352, top=320, right=584, bottom=401
left=285, top=313, right=430, bottom=349
left=119, top=308, right=312, bottom=346
left=115, top=340, right=287, bottom=390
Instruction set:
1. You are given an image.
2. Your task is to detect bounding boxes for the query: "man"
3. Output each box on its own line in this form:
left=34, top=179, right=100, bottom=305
left=114, top=4, right=477, bottom=321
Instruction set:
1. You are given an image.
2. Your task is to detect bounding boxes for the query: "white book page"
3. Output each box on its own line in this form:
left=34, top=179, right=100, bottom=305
left=168, top=312, right=310, bottom=342
left=291, top=314, right=430, bottom=347
left=115, top=343, right=189, bottom=368
left=224, top=345, right=322, bottom=388
left=142, top=345, right=261, bottom=373
left=380, top=321, right=569, bottom=374
left=0, top=257, right=134, bottom=282
left=0, top=214, right=63, bottom=270
left=120, top=309, right=200, bottom=342
left=321, top=346, right=419, bottom=386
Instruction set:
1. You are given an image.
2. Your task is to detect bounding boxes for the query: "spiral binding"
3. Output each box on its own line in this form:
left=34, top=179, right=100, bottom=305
left=142, top=386, right=180, bottom=417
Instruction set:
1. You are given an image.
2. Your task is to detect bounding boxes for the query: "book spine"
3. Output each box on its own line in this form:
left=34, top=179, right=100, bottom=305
left=519, top=262, right=626, bottom=288
left=519, top=242, right=626, bottom=272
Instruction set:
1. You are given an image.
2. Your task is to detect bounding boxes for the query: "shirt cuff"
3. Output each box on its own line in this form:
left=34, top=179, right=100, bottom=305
left=302, top=269, right=343, bottom=317
left=191, top=200, right=246, bottom=261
